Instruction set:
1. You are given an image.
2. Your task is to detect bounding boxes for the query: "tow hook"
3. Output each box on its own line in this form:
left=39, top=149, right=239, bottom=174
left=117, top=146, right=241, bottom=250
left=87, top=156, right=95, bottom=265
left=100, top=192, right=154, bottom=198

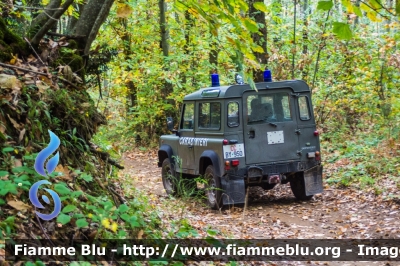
left=268, top=174, right=281, bottom=184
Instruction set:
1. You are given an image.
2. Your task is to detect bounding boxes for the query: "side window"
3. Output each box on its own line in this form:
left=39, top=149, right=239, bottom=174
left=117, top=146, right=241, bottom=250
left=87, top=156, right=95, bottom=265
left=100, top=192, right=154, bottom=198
left=227, top=102, right=239, bottom=127
left=298, top=96, right=311, bottom=120
left=181, top=103, right=194, bottom=129
left=198, top=102, right=221, bottom=129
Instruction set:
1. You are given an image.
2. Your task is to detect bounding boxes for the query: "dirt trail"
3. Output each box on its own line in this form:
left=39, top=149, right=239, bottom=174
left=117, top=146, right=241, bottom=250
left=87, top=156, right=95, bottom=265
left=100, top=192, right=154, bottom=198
left=120, top=150, right=400, bottom=266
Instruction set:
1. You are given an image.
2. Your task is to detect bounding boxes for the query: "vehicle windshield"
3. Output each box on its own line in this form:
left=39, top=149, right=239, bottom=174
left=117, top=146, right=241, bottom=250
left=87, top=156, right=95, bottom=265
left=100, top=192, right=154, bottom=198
left=246, top=92, right=292, bottom=124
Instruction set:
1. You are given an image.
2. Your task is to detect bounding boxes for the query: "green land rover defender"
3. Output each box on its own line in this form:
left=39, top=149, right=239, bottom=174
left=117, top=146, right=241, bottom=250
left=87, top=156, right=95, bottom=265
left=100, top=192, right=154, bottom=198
left=158, top=71, right=323, bottom=209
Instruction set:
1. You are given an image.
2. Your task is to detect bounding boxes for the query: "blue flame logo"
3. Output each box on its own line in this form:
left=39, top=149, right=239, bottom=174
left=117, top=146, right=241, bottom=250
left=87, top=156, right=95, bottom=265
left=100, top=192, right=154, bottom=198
left=29, top=130, right=62, bottom=220
left=34, top=130, right=60, bottom=177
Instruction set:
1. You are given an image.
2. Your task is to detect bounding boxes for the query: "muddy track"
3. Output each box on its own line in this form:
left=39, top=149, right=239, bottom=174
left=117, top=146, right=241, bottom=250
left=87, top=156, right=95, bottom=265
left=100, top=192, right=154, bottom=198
left=120, top=151, right=400, bottom=266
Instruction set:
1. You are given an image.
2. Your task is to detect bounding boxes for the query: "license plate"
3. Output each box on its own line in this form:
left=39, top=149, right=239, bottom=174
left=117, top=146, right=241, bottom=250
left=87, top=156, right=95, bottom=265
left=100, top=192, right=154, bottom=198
left=223, top=144, right=245, bottom=159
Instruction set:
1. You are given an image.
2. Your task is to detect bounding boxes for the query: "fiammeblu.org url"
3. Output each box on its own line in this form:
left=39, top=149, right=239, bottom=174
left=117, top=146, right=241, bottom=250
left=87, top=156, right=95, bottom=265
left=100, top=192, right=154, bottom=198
left=122, top=244, right=342, bottom=259
left=175, top=244, right=341, bottom=258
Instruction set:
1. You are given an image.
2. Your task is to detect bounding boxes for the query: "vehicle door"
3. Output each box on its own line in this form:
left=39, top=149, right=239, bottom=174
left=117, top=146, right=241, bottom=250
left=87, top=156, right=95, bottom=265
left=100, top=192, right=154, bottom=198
left=243, top=89, right=299, bottom=164
left=295, top=94, right=321, bottom=160
left=177, top=102, right=195, bottom=174
left=194, top=101, right=223, bottom=174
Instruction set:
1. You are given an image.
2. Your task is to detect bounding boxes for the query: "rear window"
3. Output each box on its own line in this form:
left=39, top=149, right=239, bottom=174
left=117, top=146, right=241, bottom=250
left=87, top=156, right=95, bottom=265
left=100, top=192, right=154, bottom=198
left=298, top=96, right=311, bottom=120
left=246, top=92, right=292, bottom=124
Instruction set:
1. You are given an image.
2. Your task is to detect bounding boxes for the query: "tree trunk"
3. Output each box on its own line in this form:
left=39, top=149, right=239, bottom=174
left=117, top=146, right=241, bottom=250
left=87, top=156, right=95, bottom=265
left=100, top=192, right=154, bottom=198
left=183, top=11, right=193, bottom=86
left=386, top=0, right=393, bottom=32
left=159, top=0, right=172, bottom=97
left=67, top=3, right=84, bottom=33
left=159, top=0, right=169, bottom=59
left=119, top=17, right=137, bottom=110
left=209, top=20, right=219, bottom=72
left=73, top=0, right=114, bottom=54
left=354, top=0, right=361, bottom=26
left=248, top=0, right=268, bottom=82
left=83, top=0, right=114, bottom=55
left=302, top=0, right=309, bottom=80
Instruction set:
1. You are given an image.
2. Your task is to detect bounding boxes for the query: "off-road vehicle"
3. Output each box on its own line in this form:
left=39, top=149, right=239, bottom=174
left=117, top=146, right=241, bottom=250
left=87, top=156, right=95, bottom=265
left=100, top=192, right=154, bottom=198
left=158, top=71, right=323, bottom=209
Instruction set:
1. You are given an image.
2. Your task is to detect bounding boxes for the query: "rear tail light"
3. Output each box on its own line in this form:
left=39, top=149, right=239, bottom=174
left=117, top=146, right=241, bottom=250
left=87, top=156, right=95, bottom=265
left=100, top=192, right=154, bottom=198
left=315, top=151, right=321, bottom=161
left=314, top=130, right=319, bottom=136
left=225, top=160, right=230, bottom=170
left=231, top=160, right=240, bottom=167
left=223, top=139, right=229, bottom=145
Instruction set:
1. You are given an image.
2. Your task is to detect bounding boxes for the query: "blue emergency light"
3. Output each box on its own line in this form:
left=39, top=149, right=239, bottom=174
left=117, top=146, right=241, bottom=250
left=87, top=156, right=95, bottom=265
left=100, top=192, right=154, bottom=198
left=264, top=69, right=272, bottom=82
left=211, top=73, right=220, bottom=87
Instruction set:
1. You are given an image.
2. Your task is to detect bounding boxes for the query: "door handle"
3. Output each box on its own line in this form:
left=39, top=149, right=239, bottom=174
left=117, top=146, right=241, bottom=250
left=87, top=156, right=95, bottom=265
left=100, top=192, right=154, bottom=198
left=188, top=145, right=193, bottom=149
left=248, top=130, right=255, bottom=139
left=269, top=122, right=278, bottom=127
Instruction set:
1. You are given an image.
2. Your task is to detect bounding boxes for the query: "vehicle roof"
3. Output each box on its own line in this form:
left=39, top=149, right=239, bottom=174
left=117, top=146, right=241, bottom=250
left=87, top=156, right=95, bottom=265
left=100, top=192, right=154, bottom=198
left=183, top=80, right=311, bottom=101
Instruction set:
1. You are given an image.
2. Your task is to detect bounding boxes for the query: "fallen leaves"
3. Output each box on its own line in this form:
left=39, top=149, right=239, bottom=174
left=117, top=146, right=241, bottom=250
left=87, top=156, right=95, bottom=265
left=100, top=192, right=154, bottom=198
left=7, top=200, right=30, bottom=212
left=0, top=73, right=20, bottom=89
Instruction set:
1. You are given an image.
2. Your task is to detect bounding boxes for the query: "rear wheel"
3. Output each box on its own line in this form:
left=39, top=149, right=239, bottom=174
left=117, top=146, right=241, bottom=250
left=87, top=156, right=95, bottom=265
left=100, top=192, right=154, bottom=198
left=161, top=158, right=177, bottom=196
left=204, top=165, right=222, bottom=210
left=290, top=172, right=313, bottom=201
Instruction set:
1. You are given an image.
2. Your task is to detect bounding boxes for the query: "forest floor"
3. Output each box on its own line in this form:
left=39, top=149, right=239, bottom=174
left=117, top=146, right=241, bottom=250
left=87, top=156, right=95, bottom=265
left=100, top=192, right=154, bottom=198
left=119, top=149, right=400, bottom=266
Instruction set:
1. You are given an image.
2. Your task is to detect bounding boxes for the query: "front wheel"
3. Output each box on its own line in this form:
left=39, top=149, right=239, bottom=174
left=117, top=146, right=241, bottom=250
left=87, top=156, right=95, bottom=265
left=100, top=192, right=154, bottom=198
left=161, top=158, right=177, bottom=196
left=290, top=172, right=313, bottom=201
left=204, top=165, right=222, bottom=210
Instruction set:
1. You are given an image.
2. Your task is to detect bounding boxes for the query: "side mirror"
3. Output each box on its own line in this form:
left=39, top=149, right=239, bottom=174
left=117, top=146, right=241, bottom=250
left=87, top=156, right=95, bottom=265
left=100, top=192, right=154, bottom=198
left=166, top=117, right=174, bottom=131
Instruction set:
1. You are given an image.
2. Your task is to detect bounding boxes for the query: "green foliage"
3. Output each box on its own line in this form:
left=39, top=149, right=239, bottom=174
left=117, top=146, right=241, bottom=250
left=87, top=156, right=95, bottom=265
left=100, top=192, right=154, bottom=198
left=253, top=2, right=268, bottom=12
left=317, top=0, right=333, bottom=11
left=0, top=216, right=16, bottom=238
left=332, top=22, right=353, bottom=40
left=57, top=213, right=72, bottom=225
left=62, top=205, right=77, bottom=213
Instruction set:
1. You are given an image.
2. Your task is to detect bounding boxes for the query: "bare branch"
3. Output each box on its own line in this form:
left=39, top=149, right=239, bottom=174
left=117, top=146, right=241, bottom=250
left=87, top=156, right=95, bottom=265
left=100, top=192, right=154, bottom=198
left=31, top=0, right=74, bottom=47
left=0, top=62, right=80, bottom=90
left=17, top=6, right=63, bottom=10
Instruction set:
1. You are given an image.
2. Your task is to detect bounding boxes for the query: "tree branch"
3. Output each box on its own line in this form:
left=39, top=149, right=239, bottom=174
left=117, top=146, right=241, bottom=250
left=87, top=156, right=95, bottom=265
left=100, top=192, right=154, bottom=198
left=0, top=62, right=80, bottom=90
left=31, top=0, right=74, bottom=47
left=90, top=148, right=124, bottom=169
left=18, top=6, right=63, bottom=10
left=359, top=0, right=391, bottom=19
left=29, top=0, right=61, bottom=38
left=46, top=31, right=85, bottom=39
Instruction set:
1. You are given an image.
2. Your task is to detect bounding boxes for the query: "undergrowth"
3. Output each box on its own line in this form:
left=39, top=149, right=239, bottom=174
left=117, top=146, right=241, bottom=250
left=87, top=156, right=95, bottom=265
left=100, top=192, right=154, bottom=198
left=322, top=123, right=400, bottom=193
left=0, top=74, right=204, bottom=266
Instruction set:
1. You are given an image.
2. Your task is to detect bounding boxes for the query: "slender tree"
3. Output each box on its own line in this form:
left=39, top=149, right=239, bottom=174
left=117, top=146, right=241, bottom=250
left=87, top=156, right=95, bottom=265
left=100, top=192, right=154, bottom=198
left=302, top=0, right=309, bottom=80
left=159, top=0, right=172, bottom=97
left=248, top=0, right=268, bottom=82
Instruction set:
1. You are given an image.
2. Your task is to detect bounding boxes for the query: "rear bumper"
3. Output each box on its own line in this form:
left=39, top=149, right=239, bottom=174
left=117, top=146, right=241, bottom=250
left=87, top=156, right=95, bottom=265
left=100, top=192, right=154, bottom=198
left=220, top=161, right=322, bottom=205
left=227, top=160, right=321, bottom=179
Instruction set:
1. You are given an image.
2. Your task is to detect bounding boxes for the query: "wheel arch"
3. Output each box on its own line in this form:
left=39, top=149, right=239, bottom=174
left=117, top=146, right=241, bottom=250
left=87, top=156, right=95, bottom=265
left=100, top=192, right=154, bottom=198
left=158, top=144, right=174, bottom=167
left=199, top=150, right=221, bottom=177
